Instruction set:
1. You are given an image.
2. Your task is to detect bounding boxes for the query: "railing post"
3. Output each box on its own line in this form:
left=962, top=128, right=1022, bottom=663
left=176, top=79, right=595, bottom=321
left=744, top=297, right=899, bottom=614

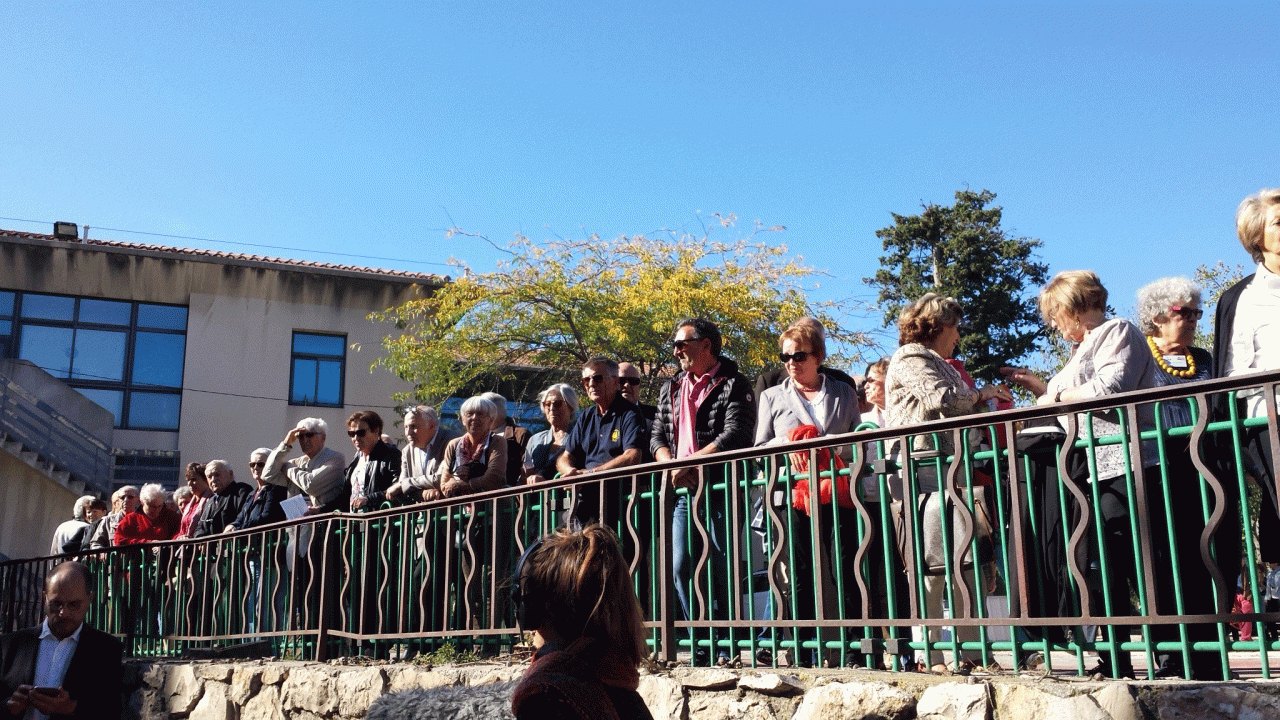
left=658, top=471, right=677, bottom=663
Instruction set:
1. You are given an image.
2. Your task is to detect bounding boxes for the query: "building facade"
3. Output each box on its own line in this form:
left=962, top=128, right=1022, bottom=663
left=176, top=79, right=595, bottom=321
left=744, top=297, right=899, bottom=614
left=0, top=226, right=445, bottom=496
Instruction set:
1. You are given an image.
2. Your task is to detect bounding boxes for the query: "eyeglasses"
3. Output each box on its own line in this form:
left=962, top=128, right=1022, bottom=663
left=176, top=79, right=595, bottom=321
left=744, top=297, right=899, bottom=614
left=581, top=374, right=610, bottom=386
left=671, top=337, right=702, bottom=351
left=1170, top=306, right=1203, bottom=320
left=249, top=462, right=266, bottom=469
left=541, top=399, right=564, bottom=409
left=298, top=431, right=318, bottom=440
left=347, top=428, right=370, bottom=438
left=779, top=351, right=811, bottom=363
left=618, top=377, right=641, bottom=387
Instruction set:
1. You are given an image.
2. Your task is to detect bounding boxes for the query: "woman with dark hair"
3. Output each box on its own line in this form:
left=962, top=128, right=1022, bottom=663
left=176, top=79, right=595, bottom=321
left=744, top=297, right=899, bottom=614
left=511, top=524, right=652, bottom=720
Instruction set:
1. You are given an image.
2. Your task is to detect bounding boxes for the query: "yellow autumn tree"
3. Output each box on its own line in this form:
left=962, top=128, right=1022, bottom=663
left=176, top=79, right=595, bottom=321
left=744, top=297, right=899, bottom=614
left=373, top=215, right=867, bottom=404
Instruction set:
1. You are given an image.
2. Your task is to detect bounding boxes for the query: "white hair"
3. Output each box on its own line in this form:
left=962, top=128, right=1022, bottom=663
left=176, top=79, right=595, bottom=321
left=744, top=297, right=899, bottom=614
left=173, top=486, right=193, bottom=503
left=139, top=483, right=167, bottom=505
left=72, top=495, right=95, bottom=521
left=296, top=417, right=328, bottom=435
left=405, top=405, right=439, bottom=426
left=1135, top=276, right=1201, bottom=335
left=251, top=447, right=272, bottom=460
left=205, top=459, right=232, bottom=477
left=478, top=392, right=507, bottom=422
left=460, top=396, right=499, bottom=425
left=537, top=383, right=580, bottom=415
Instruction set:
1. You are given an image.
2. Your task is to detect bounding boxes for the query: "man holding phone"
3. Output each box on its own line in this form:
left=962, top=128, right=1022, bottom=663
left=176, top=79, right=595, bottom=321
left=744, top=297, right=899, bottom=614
left=2, top=561, right=121, bottom=720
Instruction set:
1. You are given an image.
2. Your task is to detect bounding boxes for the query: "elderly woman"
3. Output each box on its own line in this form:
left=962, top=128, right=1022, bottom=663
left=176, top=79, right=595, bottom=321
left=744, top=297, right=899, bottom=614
left=114, top=483, right=180, bottom=545
left=756, top=323, right=861, bottom=666
left=1137, top=277, right=1212, bottom=425
left=525, top=383, right=580, bottom=484
left=885, top=293, right=1010, bottom=673
left=1003, top=270, right=1159, bottom=679
left=436, top=395, right=509, bottom=499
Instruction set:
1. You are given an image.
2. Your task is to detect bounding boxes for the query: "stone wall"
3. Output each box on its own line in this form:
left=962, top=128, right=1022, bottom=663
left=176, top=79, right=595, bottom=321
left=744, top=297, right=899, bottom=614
left=126, top=659, right=1280, bottom=720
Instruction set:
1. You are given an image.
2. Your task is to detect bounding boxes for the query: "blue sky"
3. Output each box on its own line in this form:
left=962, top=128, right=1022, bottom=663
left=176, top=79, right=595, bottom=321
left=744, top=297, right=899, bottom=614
left=2, top=2, right=1276, bottom=359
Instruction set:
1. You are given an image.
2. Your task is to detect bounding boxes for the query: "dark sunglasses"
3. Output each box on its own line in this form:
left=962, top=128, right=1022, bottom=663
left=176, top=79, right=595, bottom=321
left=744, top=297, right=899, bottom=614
left=617, top=377, right=641, bottom=387
left=347, top=428, right=370, bottom=438
left=298, top=431, right=318, bottom=440
left=581, top=374, right=610, bottom=386
left=779, top=351, right=811, bottom=363
left=541, top=399, right=565, bottom=408
left=249, top=462, right=266, bottom=469
left=671, top=337, right=702, bottom=350
left=1169, top=306, right=1203, bottom=320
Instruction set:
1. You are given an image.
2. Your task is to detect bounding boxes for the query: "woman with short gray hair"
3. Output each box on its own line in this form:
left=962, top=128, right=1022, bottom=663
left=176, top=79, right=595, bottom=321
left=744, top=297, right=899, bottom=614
left=434, top=395, right=507, bottom=499
left=524, top=383, right=580, bottom=484
left=1135, top=276, right=1212, bottom=425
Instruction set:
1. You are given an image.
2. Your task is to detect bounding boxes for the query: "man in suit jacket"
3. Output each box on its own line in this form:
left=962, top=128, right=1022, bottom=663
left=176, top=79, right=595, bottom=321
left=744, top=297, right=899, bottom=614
left=387, top=406, right=455, bottom=504
left=2, top=561, right=122, bottom=720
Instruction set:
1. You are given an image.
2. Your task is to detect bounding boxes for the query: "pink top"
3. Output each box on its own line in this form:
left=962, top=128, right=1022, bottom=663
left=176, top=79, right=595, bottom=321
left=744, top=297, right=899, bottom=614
left=676, top=361, right=720, bottom=459
left=177, top=493, right=208, bottom=538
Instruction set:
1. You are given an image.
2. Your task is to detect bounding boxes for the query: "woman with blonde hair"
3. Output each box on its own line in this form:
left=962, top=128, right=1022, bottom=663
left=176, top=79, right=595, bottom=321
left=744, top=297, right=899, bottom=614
left=510, top=524, right=652, bottom=720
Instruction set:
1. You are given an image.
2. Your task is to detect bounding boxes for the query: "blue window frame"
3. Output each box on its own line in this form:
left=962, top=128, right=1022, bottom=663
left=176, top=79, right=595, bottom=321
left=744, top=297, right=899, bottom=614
left=290, top=331, right=346, bottom=407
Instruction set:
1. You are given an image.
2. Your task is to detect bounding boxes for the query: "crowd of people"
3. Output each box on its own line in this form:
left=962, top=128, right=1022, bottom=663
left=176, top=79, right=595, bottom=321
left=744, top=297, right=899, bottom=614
left=42, top=187, right=1280, bottom=680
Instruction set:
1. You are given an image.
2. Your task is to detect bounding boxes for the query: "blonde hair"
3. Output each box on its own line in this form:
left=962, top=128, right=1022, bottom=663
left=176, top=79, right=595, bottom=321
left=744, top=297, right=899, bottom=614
left=897, top=293, right=963, bottom=346
left=519, top=525, right=646, bottom=666
left=1038, top=270, right=1108, bottom=324
left=779, top=324, right=826, bottom=363
left=1236, top=188, right=1280, bottom=263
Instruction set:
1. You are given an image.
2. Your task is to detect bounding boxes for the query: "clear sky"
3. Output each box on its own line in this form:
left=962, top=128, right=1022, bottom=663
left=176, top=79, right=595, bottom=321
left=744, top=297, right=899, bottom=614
left=3, top=2, right=1276, bottom=358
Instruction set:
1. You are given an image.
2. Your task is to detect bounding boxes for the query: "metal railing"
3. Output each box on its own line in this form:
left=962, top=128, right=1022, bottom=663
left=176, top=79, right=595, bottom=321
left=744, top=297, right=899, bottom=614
left=4, top=370, right=1280, bottom=679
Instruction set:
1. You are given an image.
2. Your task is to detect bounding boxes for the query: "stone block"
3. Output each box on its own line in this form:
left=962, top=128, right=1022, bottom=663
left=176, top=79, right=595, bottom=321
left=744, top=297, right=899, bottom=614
left=196, top=663, right=234, bottom=683
left=190, top=682, right=231, bottom=720
left=282, top=666, right=338, bottom=715
left=1144, top=685, right=1280, bottom=720
left=240, top=685, right=286, bottom=720
left=739, top=673, right=804, bottom=696
left=163, top=664, right=203, bottom=714
left=229, top=666, right=262, bottom=706
left=994, top=685, right=1109, bottom=720
left=336, top=667, right=388, bottom=718
left=638, top=674, right=686, bottom=718
left=918, top=681, right=990, bottom=720
left=676, top=667, right=740, bottom=690
left=793, top=681, right=914, bottom=720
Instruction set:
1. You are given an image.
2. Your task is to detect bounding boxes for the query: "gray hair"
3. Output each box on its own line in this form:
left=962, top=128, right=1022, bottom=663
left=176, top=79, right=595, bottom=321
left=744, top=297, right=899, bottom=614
left=251, top=446, right=272, bottom=460
left=405, top=405, right=439, bottom=427
left=1136, top=276, right=1201, bottom=335
left=582, top=356, right=619, bottom=375
left=72, top=495, right=95, bottom=521
left=478, top=392, right=507, bottom=422
left=205, top=459, right=232, bottom=477
left=173, top=486, right=193, bottom=504
left=537, top=383, right=580, bottom=415
left=296, top=417, right=328, bottom=435
left=139, top=483, right=167, bottom=505
left=459, top=396, right=499, bottom=426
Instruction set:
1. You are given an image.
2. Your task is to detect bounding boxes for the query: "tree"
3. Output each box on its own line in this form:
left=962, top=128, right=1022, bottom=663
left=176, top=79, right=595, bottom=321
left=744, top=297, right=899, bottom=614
left=865, top=189, right=1049, bottom=382
left=373, top=216, right=869, bottom=405
left=1193, top=260, right=1249, bottom=350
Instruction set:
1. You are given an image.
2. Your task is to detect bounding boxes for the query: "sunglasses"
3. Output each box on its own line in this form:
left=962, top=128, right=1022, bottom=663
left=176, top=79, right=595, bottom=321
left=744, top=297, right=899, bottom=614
left=779, top=351, right=812, bottom=363
left=671, top=337, right=702, bottom=351
left=249, top=461, right=266, bottom=469
left=298, top=431, right=318, bottom=440
left=1169, top=306, right=1203, bottom=320
left=541, top=399, right=565, bottom=409
left=618, top=377, right=641, bottom=387
left=347, top=428, right=370, bottom=438
left=581, top=374, right=610, bottom=386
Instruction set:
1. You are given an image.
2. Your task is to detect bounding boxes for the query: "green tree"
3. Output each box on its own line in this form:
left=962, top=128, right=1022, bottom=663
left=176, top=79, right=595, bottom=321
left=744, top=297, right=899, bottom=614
left=1193, top=260, right=1249, bottom=350
left=373, top=216, right=870, bottom=405
left=866, top=188, right=1049, bottom=382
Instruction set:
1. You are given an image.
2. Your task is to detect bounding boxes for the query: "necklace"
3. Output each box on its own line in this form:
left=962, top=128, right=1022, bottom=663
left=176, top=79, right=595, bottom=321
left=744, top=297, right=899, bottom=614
left=1147, top=335, right=1195, bottom=379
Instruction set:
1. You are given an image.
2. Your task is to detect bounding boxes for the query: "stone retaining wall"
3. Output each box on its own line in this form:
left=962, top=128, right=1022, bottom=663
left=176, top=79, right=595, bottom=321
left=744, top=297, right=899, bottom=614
left=125, top=659, right=1280, bottom=720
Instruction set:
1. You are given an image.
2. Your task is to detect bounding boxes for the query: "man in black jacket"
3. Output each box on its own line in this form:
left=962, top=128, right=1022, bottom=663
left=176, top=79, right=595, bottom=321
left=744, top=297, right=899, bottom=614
left=2, top=561, right=122, bottom=720
left=651, top=317, right=755, bottom=664
left=192, top=460, right=253, bottom=538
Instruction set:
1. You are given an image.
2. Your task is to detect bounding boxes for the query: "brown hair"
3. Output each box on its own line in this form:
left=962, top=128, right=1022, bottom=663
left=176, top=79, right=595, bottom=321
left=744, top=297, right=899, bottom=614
left=779, top=324, right=826, bottom=363
left=897, top=293, right=963, bottom=346
left=347, top=410, right=384, bottom=434
left=1038, top=270, right=1108, bottom=325
left=520, top=525, right=646, bottom=666
left=185, top=462, right=206, bottom=483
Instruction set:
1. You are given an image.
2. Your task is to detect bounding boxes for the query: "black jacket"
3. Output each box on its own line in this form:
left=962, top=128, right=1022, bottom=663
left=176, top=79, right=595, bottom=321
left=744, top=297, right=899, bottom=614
left=651, top=356, right=756, bottom=458
left=1, top=623, right=122, bottom=720
left=192, top=481, right=254, bottom=538
left=347, top=440, right=402, bottom=510
left=230, top=484, right=289, bottom=530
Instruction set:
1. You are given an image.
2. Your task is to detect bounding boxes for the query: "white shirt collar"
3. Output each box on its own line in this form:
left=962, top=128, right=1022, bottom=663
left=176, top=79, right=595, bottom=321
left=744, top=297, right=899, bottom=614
left=37, top=619, right=84, bottom=643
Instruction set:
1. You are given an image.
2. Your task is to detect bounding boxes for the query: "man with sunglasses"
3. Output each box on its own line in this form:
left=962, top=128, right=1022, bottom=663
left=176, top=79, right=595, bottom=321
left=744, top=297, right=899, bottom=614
left=617, top=362, right=658, bottom=429
left=556, top=357, right=649, bottom=527
left=262, top=417, right=348, bottom=513
left=345, top=410, right=402, bottom=512
left=651, top=317, right=755, bottom=664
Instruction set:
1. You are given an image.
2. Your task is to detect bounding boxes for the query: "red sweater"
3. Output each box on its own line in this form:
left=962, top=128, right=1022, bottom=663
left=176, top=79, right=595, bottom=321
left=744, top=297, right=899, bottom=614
left=114, top=507, right=180, bottom=545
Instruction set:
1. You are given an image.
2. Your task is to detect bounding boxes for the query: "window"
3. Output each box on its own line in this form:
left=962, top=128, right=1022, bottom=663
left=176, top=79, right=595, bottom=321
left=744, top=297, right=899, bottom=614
left=113, top=450, right=181, bottom=491
left=290, top=332, right=345, bottom=407
left=2, top=290, right=187, bottom=430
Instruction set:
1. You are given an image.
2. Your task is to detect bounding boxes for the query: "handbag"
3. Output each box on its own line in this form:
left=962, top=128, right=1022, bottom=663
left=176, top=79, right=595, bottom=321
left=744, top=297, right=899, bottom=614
left=891, top=485, right=995, bottom=575
left=787, top=424, right=853, bottom=512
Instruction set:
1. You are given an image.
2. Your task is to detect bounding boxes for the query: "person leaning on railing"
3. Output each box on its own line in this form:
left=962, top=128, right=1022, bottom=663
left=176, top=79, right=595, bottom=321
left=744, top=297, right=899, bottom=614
left=884, top=293, right=1012, bottom=674
left=755, top=322, right=860, bottom=667
left=1128, top=276, right=1238, bottom=679
left=524, top=383, right=580, bottom=485
left=1002, top=270, right=1158, bottom=679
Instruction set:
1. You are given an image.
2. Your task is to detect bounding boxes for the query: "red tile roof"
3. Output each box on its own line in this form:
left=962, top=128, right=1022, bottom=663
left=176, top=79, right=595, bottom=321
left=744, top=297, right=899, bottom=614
left=0, top=228, right=449, bottom=285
